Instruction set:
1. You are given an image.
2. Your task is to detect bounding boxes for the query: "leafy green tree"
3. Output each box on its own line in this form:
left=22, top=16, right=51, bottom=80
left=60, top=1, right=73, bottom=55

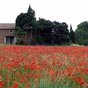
left=15, top=5, right=70, bottom=45
left=15, top=5, right=37, bottom=44
left=52, top=21, right=70, bottom=44
left=37, top=18, right=53, bottom=44
left=37, top=19, right=70, bottom=45
left=75, top=21, right=88, bottom=45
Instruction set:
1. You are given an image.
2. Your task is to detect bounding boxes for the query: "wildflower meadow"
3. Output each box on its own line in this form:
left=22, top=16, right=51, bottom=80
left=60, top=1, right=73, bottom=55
left=0, top=45, right=88, bottom=88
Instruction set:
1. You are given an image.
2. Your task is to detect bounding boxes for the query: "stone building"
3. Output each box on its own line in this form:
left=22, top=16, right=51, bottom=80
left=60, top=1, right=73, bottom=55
left=0, top=23, right=16, bottom=44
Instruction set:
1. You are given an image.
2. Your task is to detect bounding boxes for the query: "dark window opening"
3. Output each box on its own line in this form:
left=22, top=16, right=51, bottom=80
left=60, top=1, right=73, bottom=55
left=6, top=36, right=14, bottom=44
left=9, top=30, right=13, bottom=33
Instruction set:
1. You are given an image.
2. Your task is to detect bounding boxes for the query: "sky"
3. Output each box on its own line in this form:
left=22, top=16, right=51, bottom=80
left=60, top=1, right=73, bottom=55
left=0, top=0, right=88, bottom=30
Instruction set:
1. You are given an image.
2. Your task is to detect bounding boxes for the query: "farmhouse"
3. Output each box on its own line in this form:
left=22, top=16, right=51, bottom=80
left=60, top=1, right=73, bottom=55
left=0, top=23, right=16, bottom=44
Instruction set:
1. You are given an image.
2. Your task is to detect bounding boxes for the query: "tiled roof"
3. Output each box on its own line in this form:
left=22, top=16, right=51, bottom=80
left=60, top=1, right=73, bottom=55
left=0, top=23, right=15, bottom=29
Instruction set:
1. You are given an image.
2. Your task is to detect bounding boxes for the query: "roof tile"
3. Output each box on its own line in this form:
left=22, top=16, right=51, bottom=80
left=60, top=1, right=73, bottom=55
left=0, top=23, right=15, bottom=29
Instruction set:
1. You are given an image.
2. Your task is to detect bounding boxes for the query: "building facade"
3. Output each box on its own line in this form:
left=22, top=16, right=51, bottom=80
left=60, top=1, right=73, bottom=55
left=0, top=23, right=16, bottom=44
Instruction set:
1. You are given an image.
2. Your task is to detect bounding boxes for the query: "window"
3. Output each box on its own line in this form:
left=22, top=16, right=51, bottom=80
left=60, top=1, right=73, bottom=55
left=9, top=30, right=13, bottom=33
left=6, top=36, right=14, bottom=44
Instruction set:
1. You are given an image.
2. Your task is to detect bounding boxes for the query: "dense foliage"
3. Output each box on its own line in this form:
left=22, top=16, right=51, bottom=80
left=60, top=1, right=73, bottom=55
left=15, top=6, right=73, bottom=45
left=75, top=21, right=88, bottom=45
left=69, top=24, right=75, bottom=43
left=15, top=6, right=37, bottom=45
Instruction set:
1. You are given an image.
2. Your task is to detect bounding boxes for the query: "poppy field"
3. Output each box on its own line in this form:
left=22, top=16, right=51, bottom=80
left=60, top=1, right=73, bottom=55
left=0, top=45, right=88, bottom=88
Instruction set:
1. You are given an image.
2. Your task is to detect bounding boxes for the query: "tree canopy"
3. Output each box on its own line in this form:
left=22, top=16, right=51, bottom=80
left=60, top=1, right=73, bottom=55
left=75, top=21, right=88, bottom=45
left=15, top=5, right=72, bottom=45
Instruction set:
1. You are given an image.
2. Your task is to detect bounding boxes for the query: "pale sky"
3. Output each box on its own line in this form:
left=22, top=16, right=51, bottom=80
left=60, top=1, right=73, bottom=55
left=0, top=0, right=88, bottom=30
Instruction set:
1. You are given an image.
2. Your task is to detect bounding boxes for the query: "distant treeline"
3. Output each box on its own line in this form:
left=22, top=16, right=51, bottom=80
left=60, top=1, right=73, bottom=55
left=15, top=6, right=88, bottom=45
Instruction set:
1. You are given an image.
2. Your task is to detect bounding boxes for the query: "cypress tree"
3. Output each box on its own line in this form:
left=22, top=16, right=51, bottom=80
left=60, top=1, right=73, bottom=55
left=70, top=24, right=75, bottom=43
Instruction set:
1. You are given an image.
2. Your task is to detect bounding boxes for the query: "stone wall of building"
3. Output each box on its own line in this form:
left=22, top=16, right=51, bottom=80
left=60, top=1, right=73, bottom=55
left=0, top=29, right=15, bottom=44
